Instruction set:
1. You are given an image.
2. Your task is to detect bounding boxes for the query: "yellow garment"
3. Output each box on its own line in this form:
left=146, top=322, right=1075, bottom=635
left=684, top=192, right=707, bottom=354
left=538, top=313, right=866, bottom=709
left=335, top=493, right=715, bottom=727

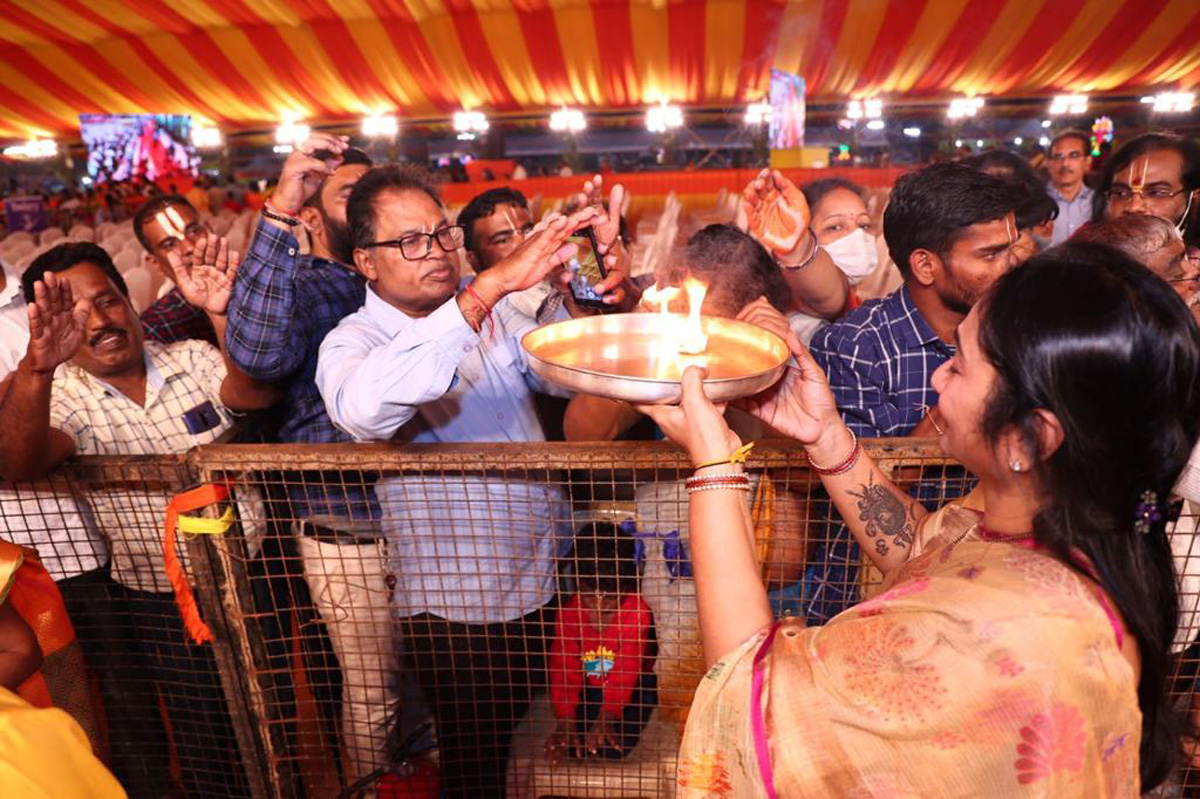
left=0, top=686, right=126, bottom=797
left=678, top=502, right=1141, bottom=798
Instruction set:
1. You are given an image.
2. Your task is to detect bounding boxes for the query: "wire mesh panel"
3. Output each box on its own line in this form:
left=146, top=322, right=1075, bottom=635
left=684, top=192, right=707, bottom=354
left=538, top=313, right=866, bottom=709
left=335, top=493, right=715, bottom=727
left=4, top=441, right=1200, bottom=797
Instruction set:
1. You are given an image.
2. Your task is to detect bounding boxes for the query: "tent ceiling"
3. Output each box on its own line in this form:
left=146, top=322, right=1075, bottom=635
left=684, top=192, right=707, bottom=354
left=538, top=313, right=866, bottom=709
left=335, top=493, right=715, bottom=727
left=0, top=0, right=1197, bottom=139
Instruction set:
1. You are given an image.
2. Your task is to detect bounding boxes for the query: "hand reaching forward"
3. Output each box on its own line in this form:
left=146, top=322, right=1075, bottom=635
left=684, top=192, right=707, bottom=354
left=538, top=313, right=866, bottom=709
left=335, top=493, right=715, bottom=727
left=168, top=233, right=241, bottom=316
left=271, top=132, right=349, bottom=215
left=737, top=332, right=842, bottom=449
left=25, top=272, right=91, bottom=374
left=636, top=367, right=742, bottom=467
left=741, top=168, right=813, bottom=260
left=487, top=206, right=603, bottom=296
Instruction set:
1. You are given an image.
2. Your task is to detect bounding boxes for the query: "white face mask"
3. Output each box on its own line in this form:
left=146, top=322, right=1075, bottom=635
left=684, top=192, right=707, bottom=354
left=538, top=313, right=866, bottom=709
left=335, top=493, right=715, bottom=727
left=821, top=226, right=878, bottom=285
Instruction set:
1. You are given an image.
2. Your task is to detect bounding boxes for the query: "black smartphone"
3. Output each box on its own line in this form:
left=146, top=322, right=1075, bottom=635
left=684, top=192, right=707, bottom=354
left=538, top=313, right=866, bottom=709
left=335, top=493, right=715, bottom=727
left=566, top=226, right=611, bottom=311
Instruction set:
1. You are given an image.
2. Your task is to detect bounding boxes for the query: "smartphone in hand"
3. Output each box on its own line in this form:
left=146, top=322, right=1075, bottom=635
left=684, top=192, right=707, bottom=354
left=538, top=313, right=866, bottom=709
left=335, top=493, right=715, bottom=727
left=566, top=227, right=611, bottom=312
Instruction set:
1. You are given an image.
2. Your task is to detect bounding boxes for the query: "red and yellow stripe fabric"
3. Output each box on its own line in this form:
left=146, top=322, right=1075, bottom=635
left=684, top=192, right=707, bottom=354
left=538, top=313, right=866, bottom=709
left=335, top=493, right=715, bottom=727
left=0, top=0, right=1198, bottom=138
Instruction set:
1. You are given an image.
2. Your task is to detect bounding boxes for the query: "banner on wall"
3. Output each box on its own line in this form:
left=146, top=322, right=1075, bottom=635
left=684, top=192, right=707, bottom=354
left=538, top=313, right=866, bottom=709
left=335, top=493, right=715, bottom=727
left=769, top=70, right=806, bottom=150
left=4, top=195, right=47, bottom=233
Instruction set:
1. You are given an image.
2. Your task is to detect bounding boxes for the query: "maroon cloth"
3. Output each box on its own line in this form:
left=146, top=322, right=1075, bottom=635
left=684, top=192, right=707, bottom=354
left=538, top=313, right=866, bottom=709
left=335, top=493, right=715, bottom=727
left=139, top=287, right=217, bottom=346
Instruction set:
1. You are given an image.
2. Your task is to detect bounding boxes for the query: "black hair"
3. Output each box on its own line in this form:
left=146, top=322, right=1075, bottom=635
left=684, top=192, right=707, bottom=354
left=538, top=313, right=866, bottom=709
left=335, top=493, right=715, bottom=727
left=346, top=164, right=442, bottom=251
left=683, top=224, right=791, bottom=316
left=801, top=178, right=866, bottom=213
left=978, top=241, right=1200, bottom=790
left=1091, top=132, right=1200, bottom=249
left=132, top=194, right=195, bottom=251
left=962, top=150, right=1060, bottom=230
left=572, top=522, right=639, bottom=595
left=457, top=187, right=529, bottom=253
left=1050, top=129, right=1092, bottom=154
left=22, top=241, right=128, bottom=303
left=883, top=162, right=1022, bottom=277
left=301, top=147, right=374, bottom=214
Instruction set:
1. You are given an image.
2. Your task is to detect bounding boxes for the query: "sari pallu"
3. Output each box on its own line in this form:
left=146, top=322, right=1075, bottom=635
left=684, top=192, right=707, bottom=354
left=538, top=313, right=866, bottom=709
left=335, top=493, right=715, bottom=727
left=677, top=503, right=1142, bottom=798
left=0, top=539, right=103, bottom=756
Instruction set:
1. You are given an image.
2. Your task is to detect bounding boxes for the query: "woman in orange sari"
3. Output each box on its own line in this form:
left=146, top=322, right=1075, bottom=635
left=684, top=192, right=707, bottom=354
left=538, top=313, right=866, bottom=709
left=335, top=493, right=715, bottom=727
left=641, top=243, right=1199, bottom=796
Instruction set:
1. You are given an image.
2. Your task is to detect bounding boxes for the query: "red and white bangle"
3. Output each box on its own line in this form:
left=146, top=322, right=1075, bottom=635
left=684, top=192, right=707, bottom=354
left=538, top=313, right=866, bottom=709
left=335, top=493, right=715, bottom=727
left=685, top=473, right=752, bottom=494
left=807, top=429, right=860, bottom=476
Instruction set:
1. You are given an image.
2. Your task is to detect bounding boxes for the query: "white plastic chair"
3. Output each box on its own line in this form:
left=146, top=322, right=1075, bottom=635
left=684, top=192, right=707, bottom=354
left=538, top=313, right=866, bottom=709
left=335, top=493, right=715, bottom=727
left=122, top=266, right=154, bottom=313
left=4, top=231, right=34, bottom=247
left=68, top=224, right=94, bottom=241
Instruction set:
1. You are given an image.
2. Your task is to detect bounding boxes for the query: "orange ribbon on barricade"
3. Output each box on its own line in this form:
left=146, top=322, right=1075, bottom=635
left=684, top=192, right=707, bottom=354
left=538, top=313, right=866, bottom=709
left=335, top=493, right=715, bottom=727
left=163, top=483, right=235, bottom=645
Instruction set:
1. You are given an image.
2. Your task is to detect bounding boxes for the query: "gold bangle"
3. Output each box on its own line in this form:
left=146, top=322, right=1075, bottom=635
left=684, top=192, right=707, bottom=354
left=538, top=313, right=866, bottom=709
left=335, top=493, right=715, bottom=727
left=693, top=442, right=755, bottom=471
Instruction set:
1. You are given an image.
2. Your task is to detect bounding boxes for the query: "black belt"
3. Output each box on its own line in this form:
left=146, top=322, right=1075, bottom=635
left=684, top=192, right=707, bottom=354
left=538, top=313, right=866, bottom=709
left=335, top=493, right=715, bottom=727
left=298, top=520, right=381, bottom=545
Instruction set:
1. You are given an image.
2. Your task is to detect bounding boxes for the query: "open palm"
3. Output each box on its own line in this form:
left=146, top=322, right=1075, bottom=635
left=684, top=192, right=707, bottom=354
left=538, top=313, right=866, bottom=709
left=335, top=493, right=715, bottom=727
left=738, top=333, right=840, bottom=446
left=742, top=169, right=812, bottom=258
left=26, top=272, right=91, bottom=373
left=168, top=233, right=240, bottom=315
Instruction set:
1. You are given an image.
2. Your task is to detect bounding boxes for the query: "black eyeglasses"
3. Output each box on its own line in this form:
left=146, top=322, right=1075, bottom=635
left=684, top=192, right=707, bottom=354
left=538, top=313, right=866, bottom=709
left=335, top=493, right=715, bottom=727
left=1106, top=186, right=1187, bottom=203
left=365, top=225, right=466, bottom=260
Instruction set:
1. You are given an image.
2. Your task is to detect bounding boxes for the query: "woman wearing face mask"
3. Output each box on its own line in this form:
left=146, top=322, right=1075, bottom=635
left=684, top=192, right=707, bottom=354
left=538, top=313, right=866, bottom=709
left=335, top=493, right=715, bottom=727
left=802, top=178, right=901, bottom=306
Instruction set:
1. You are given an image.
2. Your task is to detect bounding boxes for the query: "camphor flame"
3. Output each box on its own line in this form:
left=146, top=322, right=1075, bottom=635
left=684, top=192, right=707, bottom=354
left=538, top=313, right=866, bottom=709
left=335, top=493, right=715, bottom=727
left=680, top=277, right=709, bottom=355
left=642, top=284, right=680, bottom=317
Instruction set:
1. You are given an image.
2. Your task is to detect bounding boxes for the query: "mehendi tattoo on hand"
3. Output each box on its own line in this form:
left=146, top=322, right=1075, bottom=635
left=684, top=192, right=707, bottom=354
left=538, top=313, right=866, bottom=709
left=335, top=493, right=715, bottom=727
left=848, top=473, right=914, bottom=555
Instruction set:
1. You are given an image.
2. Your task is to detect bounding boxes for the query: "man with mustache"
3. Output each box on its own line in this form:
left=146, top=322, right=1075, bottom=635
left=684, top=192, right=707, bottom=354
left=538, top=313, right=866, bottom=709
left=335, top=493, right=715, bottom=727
left=316, top=164, right=619, bottom=797
left=0, top=238, right=278, bottom=797
left=133, top=193, right=218, bottom=345
left=224, top=135, right=401, bottom=782
left=1047, top=129, right=1095, bottom=244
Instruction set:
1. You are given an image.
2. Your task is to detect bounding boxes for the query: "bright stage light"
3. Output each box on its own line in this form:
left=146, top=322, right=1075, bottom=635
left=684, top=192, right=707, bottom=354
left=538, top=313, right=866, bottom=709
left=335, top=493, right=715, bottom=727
left=744, top=101, right=772, bottom=126
left=549, top=107, right=586, bottom=133
left=1049, top=94, right=1089, bottom=115
left=1041, top=120, right=1052, bottom=128
left=866, top=119, right=885, bottom=131
left=275, top=116, right=310, bottom=146
left=453, top=110, right=489, bottom=140
left=947, top=97, right=984, bottom=120
left=192, top=125, right=222, bottom=149
left=1141, top=92, right=1195, bottom=113
left=955, top=139, right=963, bottom=148
left=903, top=127, right=921, bottom=138
left=1039, top=136, right=1051, bottom=147
left=1013, top=137, right=1023, bottom=146
left=646, top=103, right=683, bottom=133
left=3, top=138, right=57, bottom=159
left=362, top=113, right=398, bottom=138
left=976, top=139, right=984, bottom=148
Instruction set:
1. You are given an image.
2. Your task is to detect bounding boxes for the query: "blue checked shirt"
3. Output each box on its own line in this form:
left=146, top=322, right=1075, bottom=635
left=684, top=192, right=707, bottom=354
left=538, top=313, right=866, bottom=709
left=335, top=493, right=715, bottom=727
left=801, top=285, right=967, bottom=623
left=226, top=219, right=378, bottom=523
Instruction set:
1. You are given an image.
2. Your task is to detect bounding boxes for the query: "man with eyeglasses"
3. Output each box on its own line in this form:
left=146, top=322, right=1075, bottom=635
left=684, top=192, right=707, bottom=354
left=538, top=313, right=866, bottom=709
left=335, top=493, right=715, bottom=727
left=316, top=164, right=619, bottom=798
left=224, top=134, right=400, bottom=784
left=1093, top=132, right=1200, bottom=256
left=133, top=194, right=218, bottom=345
left=1047, top=129, right=1095, bottom=245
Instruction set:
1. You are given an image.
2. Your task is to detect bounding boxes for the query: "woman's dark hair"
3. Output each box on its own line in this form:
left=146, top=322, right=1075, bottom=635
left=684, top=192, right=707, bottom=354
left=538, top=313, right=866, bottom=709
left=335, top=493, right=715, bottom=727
left=22, top=242, right=128, bottom=303
left=962, top=150, right=1059, bottom=230
left=1091, top=132, right=1200, bottom=249
left=978, top=242, right=1200, bottom=789
left=801, top=178, right=865, bottom=214
left=572, top=522, right=639, bottom=595
left=683, top=224, right=791, bottom=316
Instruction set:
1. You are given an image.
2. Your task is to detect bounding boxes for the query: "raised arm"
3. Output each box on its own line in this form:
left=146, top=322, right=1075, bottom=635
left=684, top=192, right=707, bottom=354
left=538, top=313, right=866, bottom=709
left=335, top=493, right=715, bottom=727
left=741, top=168, right=848, bottom=319
left=166, top=233, right=281, bottom=412
left=0, top=273, right=83, bottom=481
left=638, top=370, right=773, bottom=666
left=742, top=335, right=928, bottom=576
left=225, top=133, right=349, bottom=380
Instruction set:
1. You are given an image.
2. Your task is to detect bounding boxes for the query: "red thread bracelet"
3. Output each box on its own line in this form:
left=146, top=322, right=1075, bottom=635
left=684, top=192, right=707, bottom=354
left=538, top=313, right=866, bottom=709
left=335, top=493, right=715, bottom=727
left=464, top=283, right=495, bottom=340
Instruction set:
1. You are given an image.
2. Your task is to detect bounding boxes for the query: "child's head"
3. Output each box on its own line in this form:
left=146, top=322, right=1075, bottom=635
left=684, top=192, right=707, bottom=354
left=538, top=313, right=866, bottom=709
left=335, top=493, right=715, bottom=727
left=573, top=522, right=639, bottom=613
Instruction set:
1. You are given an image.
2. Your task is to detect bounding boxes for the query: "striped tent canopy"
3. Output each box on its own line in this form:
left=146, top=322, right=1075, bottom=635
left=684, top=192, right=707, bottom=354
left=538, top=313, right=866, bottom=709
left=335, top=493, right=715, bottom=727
left=1, top=0, right=1199, bottom=139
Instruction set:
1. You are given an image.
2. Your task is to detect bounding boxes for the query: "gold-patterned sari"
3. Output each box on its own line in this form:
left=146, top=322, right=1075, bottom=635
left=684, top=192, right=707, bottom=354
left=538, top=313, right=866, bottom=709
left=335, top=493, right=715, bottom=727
left=677, top=502, right=1142, bottom=797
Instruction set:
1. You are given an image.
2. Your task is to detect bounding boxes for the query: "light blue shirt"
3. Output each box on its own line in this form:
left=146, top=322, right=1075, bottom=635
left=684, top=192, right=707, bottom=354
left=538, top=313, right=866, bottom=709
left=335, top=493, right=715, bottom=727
left=1048, top=183, right=1095, bottom=245
left=316, top=282, right=574, bottom=623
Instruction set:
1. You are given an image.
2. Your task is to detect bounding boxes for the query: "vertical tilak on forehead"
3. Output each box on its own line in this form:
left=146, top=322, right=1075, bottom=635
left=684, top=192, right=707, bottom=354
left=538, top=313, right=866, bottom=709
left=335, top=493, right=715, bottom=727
left=1005, top=214, right=1017, bottom=245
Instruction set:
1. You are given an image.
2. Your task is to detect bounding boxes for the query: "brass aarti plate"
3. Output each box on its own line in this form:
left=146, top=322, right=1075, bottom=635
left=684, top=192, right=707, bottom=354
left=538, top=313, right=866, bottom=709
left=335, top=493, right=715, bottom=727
left=522, top=313, right=789, bottom=404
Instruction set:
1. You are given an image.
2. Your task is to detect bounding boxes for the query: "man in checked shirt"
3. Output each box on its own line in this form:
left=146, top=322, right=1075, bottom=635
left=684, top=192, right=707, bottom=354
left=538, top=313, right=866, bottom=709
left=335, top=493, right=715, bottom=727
left=223, top=135, right=399, bottom=782
left=802, top=163, right=1024, bottom=624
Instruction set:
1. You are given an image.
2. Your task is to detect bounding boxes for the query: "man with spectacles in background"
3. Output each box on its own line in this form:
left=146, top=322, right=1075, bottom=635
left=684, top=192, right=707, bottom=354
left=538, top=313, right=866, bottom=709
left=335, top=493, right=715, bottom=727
left=1047, top=129, right=1095, bottom=245
left=1092, top=131, right=1200, bottom=258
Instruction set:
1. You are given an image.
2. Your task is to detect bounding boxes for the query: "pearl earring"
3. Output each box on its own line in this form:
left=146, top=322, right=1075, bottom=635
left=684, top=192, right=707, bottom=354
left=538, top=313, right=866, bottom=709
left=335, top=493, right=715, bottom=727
left=1009, top=460, right=1024, bottom=473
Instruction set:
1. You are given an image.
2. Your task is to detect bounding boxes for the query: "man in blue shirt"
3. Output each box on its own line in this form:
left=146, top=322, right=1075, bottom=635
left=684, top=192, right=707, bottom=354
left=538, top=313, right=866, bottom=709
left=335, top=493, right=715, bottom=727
left=224, top=135, right=398, bottom=781
left=806, top=163, right=1022, bottom=623
left=317, top=164, right=621, bottom=798
left=1047, top=130, right=1095, bottom=245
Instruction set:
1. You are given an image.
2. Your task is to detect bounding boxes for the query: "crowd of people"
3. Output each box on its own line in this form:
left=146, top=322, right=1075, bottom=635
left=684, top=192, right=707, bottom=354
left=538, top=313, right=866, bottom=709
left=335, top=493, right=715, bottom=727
left=0, top=125, right=1197, bottom=797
